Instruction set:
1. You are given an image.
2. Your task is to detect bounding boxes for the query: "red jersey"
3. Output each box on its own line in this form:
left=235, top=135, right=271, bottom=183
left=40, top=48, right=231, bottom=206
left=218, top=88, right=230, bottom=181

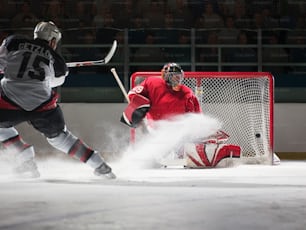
left=128, top=77, right=202, bottom=121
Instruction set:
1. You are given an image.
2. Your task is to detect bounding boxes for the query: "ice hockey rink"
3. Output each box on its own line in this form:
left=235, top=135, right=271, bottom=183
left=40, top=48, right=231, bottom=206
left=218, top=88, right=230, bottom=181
left=1, top=86, right=305, bottom=230
left=0, top=157, right=305, bottom=230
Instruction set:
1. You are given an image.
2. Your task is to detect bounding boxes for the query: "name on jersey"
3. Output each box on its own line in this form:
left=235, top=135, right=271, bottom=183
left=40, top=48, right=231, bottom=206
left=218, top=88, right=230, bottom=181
left=18, top=42, right=52, bottom=59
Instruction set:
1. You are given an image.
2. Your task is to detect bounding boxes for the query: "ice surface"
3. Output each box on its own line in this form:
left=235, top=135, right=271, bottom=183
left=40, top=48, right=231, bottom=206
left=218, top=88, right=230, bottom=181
left=0, top=113, right=305, bottom=229
left=0, top=157, right=305, bottom=230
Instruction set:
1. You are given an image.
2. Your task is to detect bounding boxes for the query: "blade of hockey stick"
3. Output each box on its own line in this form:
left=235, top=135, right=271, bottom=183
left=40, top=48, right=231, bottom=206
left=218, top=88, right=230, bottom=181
left=66, top=40, right=117, bottom=68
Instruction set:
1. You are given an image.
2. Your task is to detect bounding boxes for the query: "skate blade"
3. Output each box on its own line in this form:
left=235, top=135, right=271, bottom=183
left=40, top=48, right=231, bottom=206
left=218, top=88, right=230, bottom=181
left=94, top=171, right=116, bottom=179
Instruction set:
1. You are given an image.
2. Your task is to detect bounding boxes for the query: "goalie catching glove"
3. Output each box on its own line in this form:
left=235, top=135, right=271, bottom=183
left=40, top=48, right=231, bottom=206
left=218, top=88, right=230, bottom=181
left=121, top=94, right=150, bottom=128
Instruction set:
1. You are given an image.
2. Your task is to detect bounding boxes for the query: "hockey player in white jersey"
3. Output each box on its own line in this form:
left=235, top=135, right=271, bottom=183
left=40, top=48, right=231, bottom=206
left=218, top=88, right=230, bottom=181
left=0, top=21, right=116, bottom=179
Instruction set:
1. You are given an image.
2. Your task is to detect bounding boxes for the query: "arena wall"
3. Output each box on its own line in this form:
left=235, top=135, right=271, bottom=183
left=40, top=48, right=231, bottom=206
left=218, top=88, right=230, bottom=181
left=15, top=103, right=306, bottom=160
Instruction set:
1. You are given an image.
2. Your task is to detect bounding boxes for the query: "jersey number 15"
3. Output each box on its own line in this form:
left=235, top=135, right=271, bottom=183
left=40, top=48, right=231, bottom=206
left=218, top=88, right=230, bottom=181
left=17, top=51, right=50, bottom=81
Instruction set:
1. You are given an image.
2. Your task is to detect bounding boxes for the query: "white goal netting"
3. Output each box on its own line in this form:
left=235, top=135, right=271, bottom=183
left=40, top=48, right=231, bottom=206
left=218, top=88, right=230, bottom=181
left=130, top=71, right=274, bottom=164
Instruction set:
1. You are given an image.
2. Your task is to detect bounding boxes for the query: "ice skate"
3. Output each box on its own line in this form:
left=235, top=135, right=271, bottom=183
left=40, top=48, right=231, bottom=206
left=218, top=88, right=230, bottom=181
left=13, top=159, right=40, bottom=178
left=94, top=162, right=116, bottom=179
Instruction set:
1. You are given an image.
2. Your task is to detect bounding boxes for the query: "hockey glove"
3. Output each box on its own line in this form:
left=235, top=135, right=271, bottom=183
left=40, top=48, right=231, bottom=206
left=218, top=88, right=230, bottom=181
left=121, top=94, right=150, bottom=128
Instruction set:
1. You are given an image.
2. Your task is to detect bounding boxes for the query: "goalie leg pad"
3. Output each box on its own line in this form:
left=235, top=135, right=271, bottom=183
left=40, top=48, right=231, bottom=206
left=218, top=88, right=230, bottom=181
left=185, top=143, right=241, bottom=168
left=121, top=94, right=150, bottom=128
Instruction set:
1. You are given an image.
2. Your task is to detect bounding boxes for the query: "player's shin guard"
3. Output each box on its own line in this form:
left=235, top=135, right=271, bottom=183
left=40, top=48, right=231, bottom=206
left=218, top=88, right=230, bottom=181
left=0, top=127, right=39, bottom=178
left=0, top=127, right=34, bottom=160
left=46, top=130, right=104, bottom=169
left=47, top=130, right=116, bottom=179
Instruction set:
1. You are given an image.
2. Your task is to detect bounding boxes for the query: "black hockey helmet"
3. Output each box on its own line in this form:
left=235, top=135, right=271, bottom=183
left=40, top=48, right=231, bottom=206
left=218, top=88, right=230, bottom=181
left=161, top=62, right=184, bottom=87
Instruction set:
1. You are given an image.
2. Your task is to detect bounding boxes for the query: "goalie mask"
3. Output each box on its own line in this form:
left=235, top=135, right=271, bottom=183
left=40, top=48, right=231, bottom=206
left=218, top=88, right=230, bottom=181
left=34, top=21, right=62, bottom=45
left=162, top=63, right=184, bottom=87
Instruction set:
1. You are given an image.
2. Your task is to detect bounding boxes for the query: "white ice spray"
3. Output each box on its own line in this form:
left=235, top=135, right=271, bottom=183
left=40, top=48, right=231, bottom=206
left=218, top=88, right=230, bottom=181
left=114, top=113, right=222, bottom=175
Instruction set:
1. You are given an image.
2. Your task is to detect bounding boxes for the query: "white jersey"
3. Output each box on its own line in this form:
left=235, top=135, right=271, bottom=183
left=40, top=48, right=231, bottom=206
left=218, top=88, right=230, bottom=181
left=0, top=35, right=68, bottom=111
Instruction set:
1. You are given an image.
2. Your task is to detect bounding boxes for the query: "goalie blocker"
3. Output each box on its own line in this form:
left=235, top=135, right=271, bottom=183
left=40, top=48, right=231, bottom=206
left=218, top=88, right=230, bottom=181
left=121, top=94, right=150, bottom=128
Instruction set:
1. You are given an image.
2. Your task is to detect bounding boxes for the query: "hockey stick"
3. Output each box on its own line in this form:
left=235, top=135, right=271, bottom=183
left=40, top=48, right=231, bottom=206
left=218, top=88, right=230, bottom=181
left=0, top=40, right=118, bottom=74
left=110, top=68, right=149, bottom=134
left=66, top=40, right=117, bottom=68
left=110, top=67, right=129, bottom=102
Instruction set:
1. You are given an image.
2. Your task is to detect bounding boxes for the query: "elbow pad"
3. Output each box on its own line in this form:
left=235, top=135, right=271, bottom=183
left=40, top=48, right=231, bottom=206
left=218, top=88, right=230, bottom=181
left=50, top=75, right=66, bottom=88
left=121, top=94, right=150, bottom=128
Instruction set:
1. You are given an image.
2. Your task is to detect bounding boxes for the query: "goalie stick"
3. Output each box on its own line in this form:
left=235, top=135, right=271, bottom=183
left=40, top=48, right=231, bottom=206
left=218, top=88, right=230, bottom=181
left=110, top=68, right=129, bottom=102
left=66, top=40, right=117, bottom=67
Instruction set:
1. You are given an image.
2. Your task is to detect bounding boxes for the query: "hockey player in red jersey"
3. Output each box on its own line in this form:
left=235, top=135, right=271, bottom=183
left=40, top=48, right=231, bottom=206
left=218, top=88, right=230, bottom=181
left=121, top=63, right=241, bottom=168
left=0, top=21, right=116, bottom=178
left=121, top=62, right=201, bottom=126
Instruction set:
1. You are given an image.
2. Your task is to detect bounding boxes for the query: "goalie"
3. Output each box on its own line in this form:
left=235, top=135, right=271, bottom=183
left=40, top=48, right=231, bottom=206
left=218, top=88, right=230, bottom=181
left=121, top=62, right=241, bottom=168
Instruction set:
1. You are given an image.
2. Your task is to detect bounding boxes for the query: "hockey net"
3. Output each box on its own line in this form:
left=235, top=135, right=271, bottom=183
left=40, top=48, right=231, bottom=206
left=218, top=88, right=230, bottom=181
left=130, top=71, right=274, bottom=165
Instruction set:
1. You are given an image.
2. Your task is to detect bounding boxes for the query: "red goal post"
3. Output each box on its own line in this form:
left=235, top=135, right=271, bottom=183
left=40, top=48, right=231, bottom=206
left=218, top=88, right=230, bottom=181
left=130, top=71, right=274, bottom=164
